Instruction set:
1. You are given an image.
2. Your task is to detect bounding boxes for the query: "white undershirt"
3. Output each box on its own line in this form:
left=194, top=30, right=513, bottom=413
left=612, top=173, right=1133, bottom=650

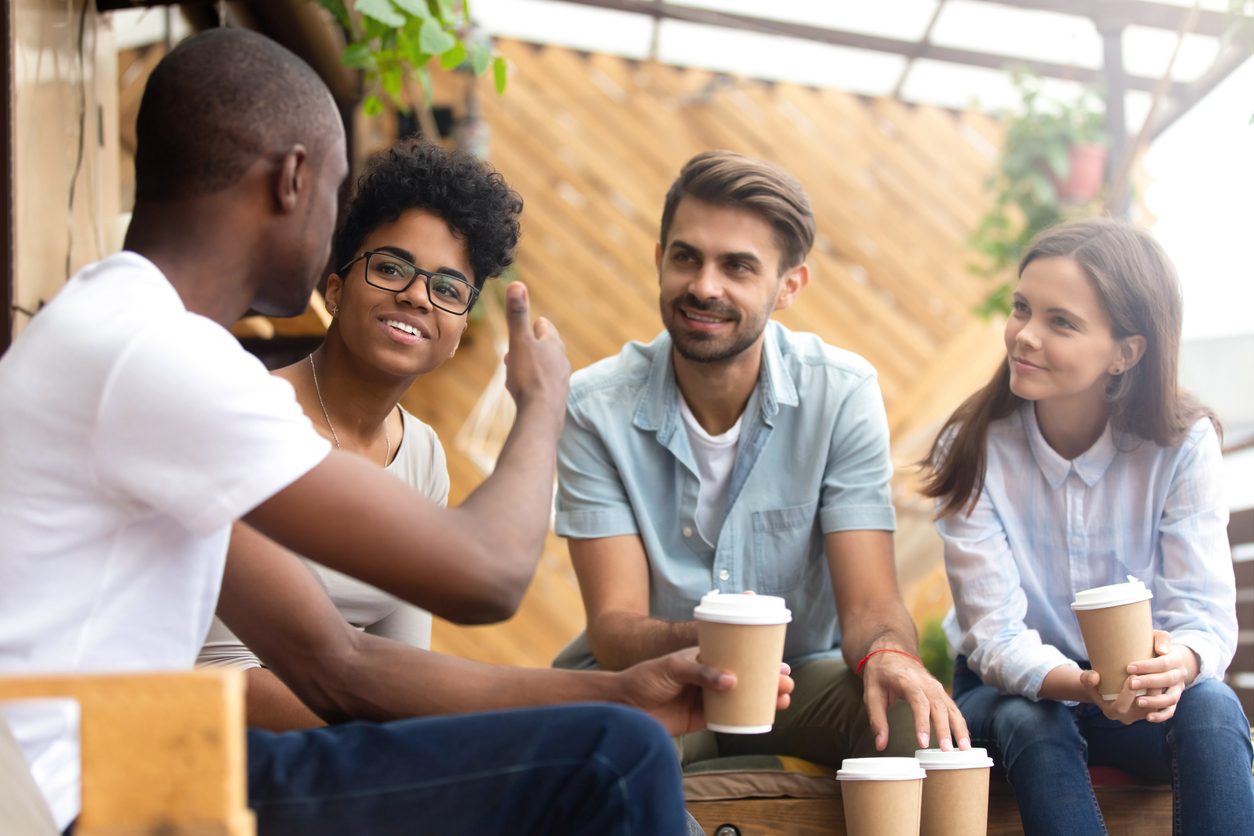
left=679, top=393, right=742, bottom=542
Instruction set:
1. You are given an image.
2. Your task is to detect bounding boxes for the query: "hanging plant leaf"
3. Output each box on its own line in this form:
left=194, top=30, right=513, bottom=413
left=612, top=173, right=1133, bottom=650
left=471, top=42, right=492, bottom=76
left=341, top=42, right=375, bottom=69
left=418, top=17, right=457, bottom=55
left=391, top=0, right=432, bottom=16
left=356, top=0, right=405, bottom=28
left=440, top=41, right=468, bottom=70
left=493, top=55, right=508, bottom=94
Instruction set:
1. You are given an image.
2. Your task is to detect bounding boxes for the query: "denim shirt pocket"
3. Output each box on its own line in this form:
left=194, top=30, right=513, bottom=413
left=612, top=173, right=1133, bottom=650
left=751, top=500, right=821, bottom=594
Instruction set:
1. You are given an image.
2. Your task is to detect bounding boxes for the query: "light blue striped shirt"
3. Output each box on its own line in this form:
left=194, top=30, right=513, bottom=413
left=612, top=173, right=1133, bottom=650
left=939, top=403, right=1236, bottom=700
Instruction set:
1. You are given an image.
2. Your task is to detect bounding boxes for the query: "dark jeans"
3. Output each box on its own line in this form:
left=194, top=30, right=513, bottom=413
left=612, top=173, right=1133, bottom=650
left=954, top=656, right=1254, bottom=836
left=246, top=703, right=688, bottom=835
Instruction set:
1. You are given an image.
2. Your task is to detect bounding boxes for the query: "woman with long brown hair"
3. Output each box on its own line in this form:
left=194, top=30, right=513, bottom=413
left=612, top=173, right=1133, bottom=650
left=922, top=218, right=1252, bottom=835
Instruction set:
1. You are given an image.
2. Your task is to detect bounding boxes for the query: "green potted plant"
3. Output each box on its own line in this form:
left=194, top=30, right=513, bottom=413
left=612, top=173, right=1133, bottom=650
left=970, top=70, right=1107, bottom=315
left=314, top=0, right=507, bottom=115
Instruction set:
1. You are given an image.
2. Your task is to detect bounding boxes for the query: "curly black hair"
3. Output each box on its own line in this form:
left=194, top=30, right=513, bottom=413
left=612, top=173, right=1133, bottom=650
left=332, top=140, right=523, bottom=289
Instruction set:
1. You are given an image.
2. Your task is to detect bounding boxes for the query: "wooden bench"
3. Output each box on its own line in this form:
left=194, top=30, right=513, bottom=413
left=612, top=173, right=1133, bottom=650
left=685, top=762, right=1171, bottom=835
left=0, top=669, right=254, bottom=835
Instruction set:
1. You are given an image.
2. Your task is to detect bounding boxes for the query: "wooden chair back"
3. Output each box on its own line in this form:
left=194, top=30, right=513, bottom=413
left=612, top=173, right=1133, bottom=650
left=0, top=669, right=254, bottom=835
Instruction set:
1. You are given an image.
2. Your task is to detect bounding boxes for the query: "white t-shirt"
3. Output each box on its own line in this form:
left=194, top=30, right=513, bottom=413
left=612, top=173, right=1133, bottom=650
left=0, top=252, right=330, bottom=828
left=678, top=393, right=742, bottom=543
left=198, top=408, right=449, bottom=667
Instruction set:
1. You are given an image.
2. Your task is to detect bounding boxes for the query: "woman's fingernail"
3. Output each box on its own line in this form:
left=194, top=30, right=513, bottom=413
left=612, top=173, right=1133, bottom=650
left=1129, top=679, right=1140, bottom=689
left=1138, top=698, right=1148, bottom=707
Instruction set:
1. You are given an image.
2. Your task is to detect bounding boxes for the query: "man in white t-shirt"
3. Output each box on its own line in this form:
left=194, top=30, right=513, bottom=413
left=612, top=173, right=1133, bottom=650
left=0, top=30, right=782, bottom=835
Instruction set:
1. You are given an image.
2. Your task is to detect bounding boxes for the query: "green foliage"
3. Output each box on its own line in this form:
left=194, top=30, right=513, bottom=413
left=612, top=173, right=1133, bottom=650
left=918, top=618, right=955, bottom=692
left=969, top=70, right=1106, bottom=314
left=313, top=0, right=506, bottom=116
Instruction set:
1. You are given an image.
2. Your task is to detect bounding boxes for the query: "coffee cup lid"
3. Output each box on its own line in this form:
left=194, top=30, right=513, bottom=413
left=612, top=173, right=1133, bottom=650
left=835, top=757, right=926, bottom=781
left=1070, top=576, right=1153, bottom=611
left=914, top=748, right=994, bottom=770
left=693, top=591, right=791, bottom=625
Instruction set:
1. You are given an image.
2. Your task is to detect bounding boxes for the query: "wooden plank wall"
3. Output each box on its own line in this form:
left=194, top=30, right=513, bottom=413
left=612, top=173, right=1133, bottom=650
left=416, top=41, right=1007, bottom=667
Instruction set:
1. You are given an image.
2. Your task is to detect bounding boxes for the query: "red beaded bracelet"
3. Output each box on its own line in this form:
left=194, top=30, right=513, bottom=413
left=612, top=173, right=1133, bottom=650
left=855, top=647, right=923, bottom=675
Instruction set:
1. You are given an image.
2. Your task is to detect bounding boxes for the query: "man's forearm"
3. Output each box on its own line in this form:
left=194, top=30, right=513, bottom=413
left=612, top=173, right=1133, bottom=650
left=838, top=603, right=920, bottom=669
left=290, top=632, right=626, bottom=724
left=588, top=612, right=699, bottom=671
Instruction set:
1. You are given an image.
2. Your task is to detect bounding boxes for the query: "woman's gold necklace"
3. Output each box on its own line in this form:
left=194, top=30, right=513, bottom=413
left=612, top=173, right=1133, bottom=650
left=308, top=354, right=392, bottom=467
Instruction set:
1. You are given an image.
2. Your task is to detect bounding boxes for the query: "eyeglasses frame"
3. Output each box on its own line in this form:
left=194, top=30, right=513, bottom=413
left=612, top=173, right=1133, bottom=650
left=338, top=250, right=480, bottom=316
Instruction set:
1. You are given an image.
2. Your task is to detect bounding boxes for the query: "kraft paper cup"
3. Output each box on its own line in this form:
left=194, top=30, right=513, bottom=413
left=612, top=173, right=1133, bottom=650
left=693, top=591, right=790, bottom=734
left=1071, top=577, right=1154, bottom=700
left=837, top=757, right=926, bottom=836
left=916, top=748, right=995, bottom=836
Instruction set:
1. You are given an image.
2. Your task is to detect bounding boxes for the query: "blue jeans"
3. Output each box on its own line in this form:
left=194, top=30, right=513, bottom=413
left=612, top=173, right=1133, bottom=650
left=954, top=657, right=1254, bottom=836
left=246, top=703, right=688, bottom=835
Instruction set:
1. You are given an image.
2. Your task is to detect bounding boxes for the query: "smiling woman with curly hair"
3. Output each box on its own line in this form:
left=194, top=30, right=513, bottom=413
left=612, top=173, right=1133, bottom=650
left=198, top=140, right=525, bottom=730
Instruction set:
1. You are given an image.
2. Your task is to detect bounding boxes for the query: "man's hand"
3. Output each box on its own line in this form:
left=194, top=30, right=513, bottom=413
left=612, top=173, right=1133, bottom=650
left=861, top=650, right=970, bottom=751
left=615, top=648, right=794, bottom=736
left=502, top=281, right=569, bottom=425
left=1081, top=630, right=1191, bottom=724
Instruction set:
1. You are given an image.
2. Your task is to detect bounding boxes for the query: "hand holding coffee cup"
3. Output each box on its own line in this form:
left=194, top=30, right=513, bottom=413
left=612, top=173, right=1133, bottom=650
left=1082, top=629, right=1194, bottom=724
left=693, top=591, right=791, bottom=733
left=1070, top=577, right=1154, bottom=702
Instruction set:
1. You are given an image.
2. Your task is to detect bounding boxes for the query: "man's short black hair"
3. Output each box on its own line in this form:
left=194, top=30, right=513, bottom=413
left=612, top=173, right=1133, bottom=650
left=333, top=141, right=523, bottom=288
left=134, top=28, right=340, bottom=201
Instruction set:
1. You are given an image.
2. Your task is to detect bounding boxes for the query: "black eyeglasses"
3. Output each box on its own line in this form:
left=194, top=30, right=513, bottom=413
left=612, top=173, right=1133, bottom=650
left=340, top=250, right=479, bottom=315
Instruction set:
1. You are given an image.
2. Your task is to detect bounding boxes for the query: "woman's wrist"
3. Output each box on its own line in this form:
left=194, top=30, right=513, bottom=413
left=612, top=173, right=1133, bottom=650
left=1039, top=664, right=1090, bottom=703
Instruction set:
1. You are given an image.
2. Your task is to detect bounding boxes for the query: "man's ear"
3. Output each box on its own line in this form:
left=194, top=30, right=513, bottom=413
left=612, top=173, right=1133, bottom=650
left=275, top=144, right=309, bottom=213
left=654, top=241, right=664, bottom=276
left=773, top=262, right=810, bottom=313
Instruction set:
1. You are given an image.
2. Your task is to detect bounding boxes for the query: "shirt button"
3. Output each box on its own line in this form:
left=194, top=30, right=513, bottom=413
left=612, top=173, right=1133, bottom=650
left=718, top=569, right=730, bottom=581
left=683, top=527, right=693, bottom=538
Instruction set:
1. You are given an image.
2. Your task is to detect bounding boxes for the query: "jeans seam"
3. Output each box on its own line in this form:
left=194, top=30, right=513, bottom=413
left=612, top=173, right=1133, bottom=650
left=1166, top=724, right=1182, bottom=836
left=1074, top=721, right=1109, bottom=836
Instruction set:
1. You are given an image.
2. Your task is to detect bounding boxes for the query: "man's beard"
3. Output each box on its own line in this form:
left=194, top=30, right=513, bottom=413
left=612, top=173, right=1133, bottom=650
left=664, top=294, right=767, bottom=364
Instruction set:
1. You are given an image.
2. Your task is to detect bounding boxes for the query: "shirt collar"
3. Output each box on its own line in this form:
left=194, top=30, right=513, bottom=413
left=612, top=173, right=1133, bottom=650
left=1022, top=402, right=1118, bottom=489
left=633, top=322, right=799, bottom=435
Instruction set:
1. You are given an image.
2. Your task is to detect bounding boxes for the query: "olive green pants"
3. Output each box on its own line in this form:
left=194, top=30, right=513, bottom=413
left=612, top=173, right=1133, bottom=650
left=676, top=656, right=918, bottom=768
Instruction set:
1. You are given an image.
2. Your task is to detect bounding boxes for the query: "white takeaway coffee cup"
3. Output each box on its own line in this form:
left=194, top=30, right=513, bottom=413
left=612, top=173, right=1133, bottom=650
left=915, top=748, right=995, bottom=836
left=693, top=591, right=790, bottom=734
left=1070, top=576, right=1155, bottom=700
left=837, top=757, right=926, bottom=836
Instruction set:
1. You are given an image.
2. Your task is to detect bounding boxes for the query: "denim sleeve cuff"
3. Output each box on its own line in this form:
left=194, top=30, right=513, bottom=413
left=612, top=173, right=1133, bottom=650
left=819, top=504, right=896, bottom=533
left=1171, top=632, right=1221, bottom=684
left=554, top=508, right=639, bottom=539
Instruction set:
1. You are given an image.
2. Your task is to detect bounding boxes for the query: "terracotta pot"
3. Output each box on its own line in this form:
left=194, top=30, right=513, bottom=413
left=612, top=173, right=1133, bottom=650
left=1053, top=142, right=1108, bottom=203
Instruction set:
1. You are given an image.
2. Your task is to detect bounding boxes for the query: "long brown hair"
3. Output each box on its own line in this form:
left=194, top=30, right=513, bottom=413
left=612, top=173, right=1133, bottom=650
left=922, top=218, right=1217, bottom=518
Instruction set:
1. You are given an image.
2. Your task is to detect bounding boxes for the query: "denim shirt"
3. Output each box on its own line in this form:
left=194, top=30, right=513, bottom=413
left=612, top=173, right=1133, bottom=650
left=554, top=321, right=896, bottom=668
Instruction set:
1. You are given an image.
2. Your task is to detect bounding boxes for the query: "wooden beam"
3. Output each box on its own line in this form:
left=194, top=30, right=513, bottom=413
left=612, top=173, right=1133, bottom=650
left=1148, top=26, right=1254, bottom=140
left=1101, top=24, right=1131, bottom=217
left=973, top=0, right=1242, bottom=38
left=1, top=0, right=13, bottom=356
left=552, top=0, right=1190, bottom=96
